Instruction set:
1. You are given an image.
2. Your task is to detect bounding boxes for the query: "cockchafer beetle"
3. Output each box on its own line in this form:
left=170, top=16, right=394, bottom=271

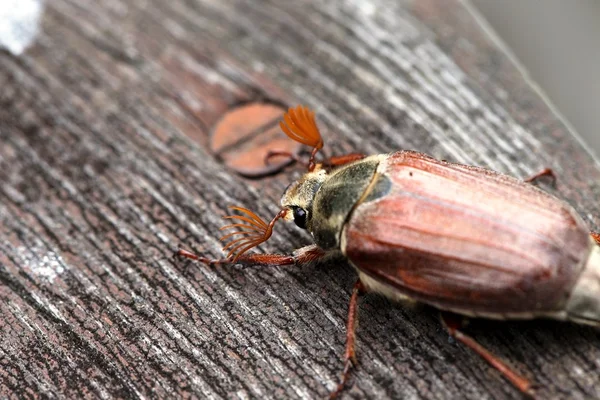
left=177, top=105, right=600, bottom=398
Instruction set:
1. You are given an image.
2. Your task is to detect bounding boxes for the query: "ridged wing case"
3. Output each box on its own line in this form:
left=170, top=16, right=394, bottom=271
left=343, top=151, right=592, bottom=316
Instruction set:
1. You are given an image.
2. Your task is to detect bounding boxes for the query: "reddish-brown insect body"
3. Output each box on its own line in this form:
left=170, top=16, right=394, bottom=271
left=344, top=152, right=595, bottom=321
left=178, top=105, right=600, bottom=399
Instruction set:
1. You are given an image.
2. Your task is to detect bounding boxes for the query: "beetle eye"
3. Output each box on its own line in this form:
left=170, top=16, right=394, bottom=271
left=293, top=207, right=308, bottom=229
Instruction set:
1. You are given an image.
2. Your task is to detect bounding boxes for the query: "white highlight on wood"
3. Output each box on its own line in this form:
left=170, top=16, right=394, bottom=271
left=18, top=246, right=65, bottom=282
left=0, top=0, right=43, bottom=55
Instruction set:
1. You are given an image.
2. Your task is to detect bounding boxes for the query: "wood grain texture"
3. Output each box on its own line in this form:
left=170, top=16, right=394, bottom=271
left=1, top=0, right=599, bottom=399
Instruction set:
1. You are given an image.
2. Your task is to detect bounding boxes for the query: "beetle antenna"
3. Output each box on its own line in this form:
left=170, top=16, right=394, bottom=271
left=220, top=206, right=287, bottom=261
left=279, top=105, right=324, bottom=172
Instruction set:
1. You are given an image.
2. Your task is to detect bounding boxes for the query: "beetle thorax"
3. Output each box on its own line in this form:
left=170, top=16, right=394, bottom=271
left=280, top=166, right=328, bottom=230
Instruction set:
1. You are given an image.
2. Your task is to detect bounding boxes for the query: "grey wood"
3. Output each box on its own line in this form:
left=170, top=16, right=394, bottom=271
left=1, top=0, right=599, bottom=399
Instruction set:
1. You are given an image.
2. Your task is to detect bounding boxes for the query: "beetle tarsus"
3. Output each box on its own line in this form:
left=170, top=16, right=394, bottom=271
left=440, top=312, right=536, bottom=398
left=591, top=232, right=600, bottom=246
left=330, top=280, right=366, bottom=399
left=264, top=150, right=308, bottom=168
left=175, top=248, right=224, bottom=266
left=329, top=358, right=355, bottom=400
left=524, top=168, right=556, bottom=186
left=175, top=248, right=202, bottom=262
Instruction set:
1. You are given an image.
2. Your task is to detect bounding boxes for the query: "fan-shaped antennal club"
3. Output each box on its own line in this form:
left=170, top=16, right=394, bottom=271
left=279, top=105, right=324, bottom=171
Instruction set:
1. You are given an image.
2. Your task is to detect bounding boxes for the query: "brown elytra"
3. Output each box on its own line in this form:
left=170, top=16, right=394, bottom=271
left=344, top=151, right=594, bottom=319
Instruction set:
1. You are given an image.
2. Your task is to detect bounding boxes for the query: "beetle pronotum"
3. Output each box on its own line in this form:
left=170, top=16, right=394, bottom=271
left=178, top=105, right=600, bottom=398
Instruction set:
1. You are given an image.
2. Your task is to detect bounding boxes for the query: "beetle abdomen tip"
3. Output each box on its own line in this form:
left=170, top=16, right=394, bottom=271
left=564, top=241, right=600, bottom=327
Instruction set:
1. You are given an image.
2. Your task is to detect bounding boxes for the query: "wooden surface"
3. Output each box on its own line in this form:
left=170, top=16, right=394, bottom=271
left=1, top=0, right=600, bottom=399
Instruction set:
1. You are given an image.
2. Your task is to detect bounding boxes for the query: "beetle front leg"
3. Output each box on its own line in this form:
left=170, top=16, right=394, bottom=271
left=264, top=151, right=366, bottom=169
left=175, top=245, right=326, bottom=267
left=325, top=153, right=366, bottom=167
left=329, top=279, right=367, bottom=399
left=440, top=312, right=535, bottom=398
left=264, top=150, right=309, bottom=169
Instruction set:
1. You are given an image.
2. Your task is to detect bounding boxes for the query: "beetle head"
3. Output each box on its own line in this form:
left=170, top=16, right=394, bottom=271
left=218, top=105, right=326, bottom=260
left=280, top=166, right=328, bottom=232
left=278, top=104, right=329, bottom=231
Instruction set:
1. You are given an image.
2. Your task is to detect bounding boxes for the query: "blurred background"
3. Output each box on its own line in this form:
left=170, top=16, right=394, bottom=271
left=474, top=0, right=600, bottom=158
left=1, top=0, right=598, bottom=158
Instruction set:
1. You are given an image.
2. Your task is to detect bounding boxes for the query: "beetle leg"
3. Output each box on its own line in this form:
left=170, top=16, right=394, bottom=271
left=263, top=151, right=366, bottom=169
left=524, top=168, right=556, bottom=186
left=330, top=279, right=367, bottom=399
left=175, top=245, right=326, bottom=267
left=264, top=150, right=309, bottom=168
left=440, top=312, right=535, bottom=398
left=591, top=232, right=600, bottom=245
left=326, top=153, right=366, bottom=167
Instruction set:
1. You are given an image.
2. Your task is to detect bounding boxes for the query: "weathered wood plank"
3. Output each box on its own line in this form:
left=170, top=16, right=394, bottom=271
left=1, top=0, right=599, bottom=399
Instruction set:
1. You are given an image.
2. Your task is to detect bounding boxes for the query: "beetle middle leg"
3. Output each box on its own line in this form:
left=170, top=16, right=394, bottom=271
left=440, top=312, right=535, bottom=398
left=330, top=279, right=367, bottom=399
